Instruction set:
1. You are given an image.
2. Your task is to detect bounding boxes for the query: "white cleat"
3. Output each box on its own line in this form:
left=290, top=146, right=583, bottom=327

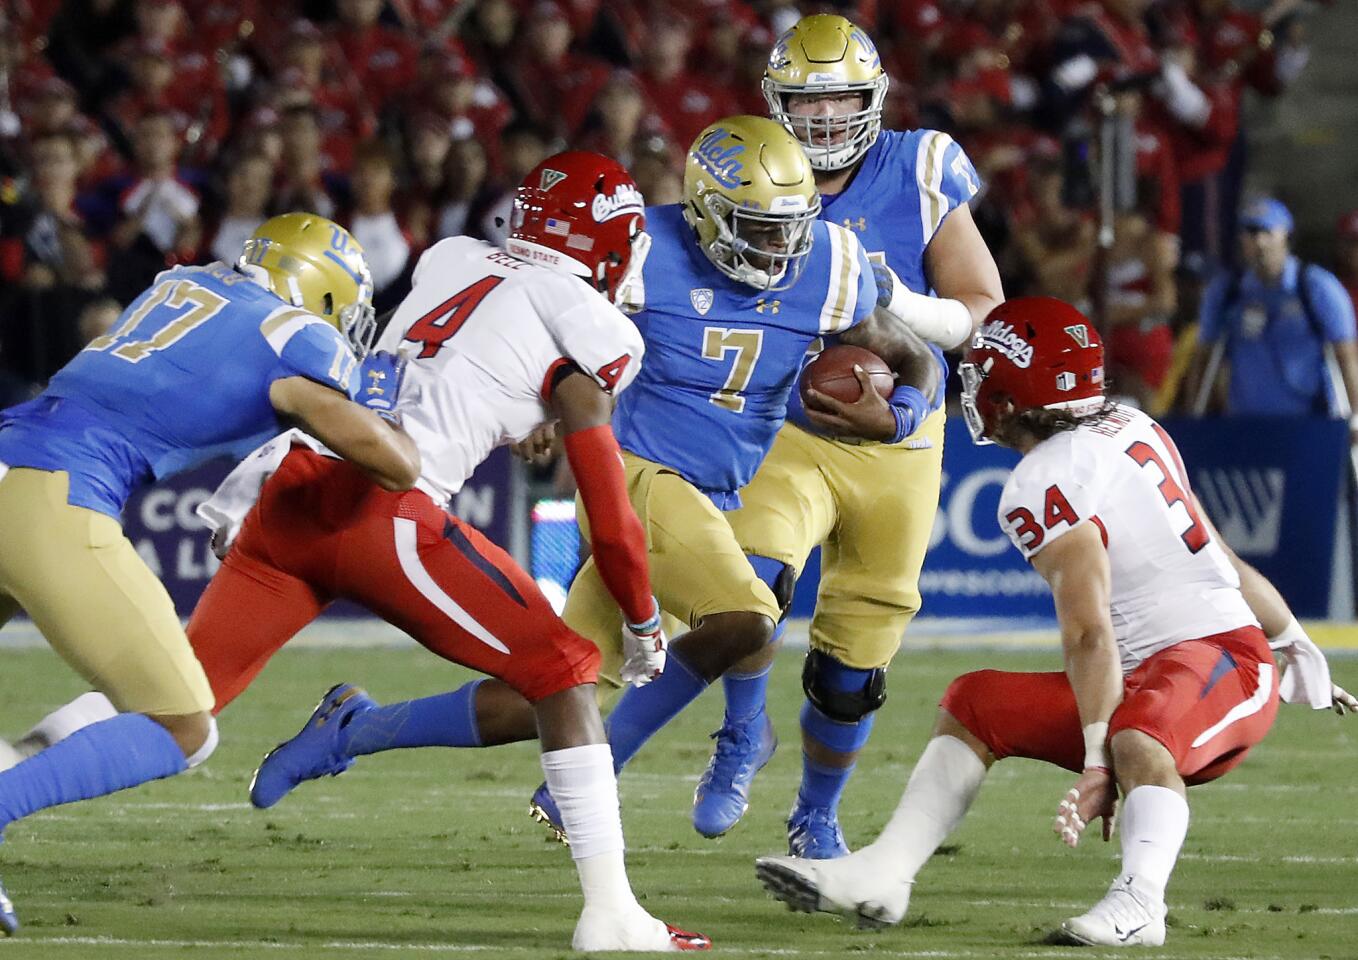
left=1058, top=875, right=1167, bottom=947
left=755, top=853, right=912, bottom=929
left=0, top=740, right=25, bottom=774
left=571, top=905, right=711, bottom=952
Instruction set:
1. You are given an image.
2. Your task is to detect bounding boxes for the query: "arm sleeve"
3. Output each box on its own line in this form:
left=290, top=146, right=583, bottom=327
left=266, top=312, right=360, bottom=398
left=1307, top=268, right=1358, bottom=344
left=564, top=424, right=655, bottom=625
left=1196, top=274, right=1230, bottom=344
left=997, top=447, right=1102, bottom=561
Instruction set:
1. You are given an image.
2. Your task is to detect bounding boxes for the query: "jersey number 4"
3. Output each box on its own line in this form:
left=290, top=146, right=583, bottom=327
left=403, top=276, right=504, bottom=359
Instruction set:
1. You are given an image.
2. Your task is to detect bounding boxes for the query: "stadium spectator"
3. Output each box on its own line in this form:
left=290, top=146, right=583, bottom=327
left=1010, top=154, right=1096, bottom=307
left=1104, top=203, right=1178, bottom=409
left=434, top=136, right=492, bottom=240
left=503, top=1, right=611, bottom=140
left=271, top=104, right=339, bottom=220
left=207, top=152, right=273, bottom=265
left=629, top=144, right=682, bottom=205
left=345, top=139, right=412, bottom=305
left=330, top=0, right=418, bottom=112
left=1187, top=198, right=1358, bottom=428
left=416, top=44, right=511, bottom=176
left=635, top=14, right=737, bottom=150
left=273, top=18, right=376, bottom=173
left=0, top=132, right=104, bottom=292
left=574, top=70, right=669, bottom=170
left=402, top=117, right=452, bottom=247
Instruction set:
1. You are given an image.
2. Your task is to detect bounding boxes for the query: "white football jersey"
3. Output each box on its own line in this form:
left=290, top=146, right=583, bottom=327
left=378, top=236, right=644, bottom=506
left=997, top=403, right=1257, bottom=673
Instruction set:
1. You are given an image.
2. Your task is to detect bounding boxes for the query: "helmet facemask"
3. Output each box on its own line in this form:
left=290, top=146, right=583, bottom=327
left=699, top=190, right=820, bottom=291
left=958, top=357, right=994, bottom=445
left=765, top=77, right=887, bottom=171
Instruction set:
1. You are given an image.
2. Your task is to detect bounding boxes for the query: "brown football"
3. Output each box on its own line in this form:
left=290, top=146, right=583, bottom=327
left=799, top=344, right=895, bottom=407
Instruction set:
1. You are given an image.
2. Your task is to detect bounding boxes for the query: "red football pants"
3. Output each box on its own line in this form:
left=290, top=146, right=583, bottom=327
left=190, top=448, right=600, bottom=713
left=941, top=626, right=1279, bottom=785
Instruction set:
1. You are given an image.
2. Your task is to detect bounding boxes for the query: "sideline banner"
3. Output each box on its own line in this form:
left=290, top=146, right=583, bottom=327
left=788, top=416, right=1347, bottom=622
left=121, top=447, right=515, bottom=616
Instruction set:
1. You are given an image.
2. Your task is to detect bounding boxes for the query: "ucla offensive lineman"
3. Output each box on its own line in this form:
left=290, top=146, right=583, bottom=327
left=0, top=214, right=418, bottom=934
left=692, top=15, right=1006, bottom=858
left=530, top=114, right=942, bottom=836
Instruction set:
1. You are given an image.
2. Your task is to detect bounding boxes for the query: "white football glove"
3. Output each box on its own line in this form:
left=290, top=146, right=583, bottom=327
left=620, top=600, right=666, bottom=687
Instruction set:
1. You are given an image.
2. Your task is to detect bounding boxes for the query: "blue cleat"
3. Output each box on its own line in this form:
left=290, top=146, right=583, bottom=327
left=529, top=781, right=568, bottom=845
left=787, top=804, right=850, bottom=860
left=691, top=709, right=777, bottom=838
left=0, top=874, right=17, bottom=936
left=250, top=683, right=375, bottom=809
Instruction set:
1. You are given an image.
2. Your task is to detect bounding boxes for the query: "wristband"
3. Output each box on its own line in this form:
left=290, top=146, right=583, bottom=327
left=626, top=597, right=661, bottom=635
left=1267, top=617, right=1307, bottom=652
left=888, top=384, right=930, bottom=443
left=1082, top=721, right=1110, bottom=771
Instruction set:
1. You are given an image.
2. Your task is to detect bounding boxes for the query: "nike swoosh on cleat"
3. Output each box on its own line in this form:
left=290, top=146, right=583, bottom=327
left=1114, top=921, right=1149, bottom=941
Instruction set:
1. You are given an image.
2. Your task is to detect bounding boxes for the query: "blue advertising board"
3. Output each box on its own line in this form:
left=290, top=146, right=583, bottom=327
left=788, top=415, right=1349, bottom=623
left=121, top=446, right=516, bottom=616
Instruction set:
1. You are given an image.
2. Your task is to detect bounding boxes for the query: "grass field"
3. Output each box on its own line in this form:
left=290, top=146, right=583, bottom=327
left=0, top=641, right=1355, bottom=959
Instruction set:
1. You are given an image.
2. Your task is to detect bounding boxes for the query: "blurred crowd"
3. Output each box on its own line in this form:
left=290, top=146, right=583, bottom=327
left=1, top=0, right=1353, bottom=413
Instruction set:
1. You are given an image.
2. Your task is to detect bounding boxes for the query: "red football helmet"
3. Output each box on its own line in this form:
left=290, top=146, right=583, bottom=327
left=506, top=151, right=650, bottom=306
left=959, top=297, right=1106, bottom=444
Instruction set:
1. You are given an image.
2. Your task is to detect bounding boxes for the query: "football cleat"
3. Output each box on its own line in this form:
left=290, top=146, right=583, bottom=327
left=755, top=852, right=912, bottom=929
left=0, top=874, right=18, bottom=936
left=692, top=710, right=777, bottom=838
left=786, top=804, right=849, bottom=859
left=249, top=683, right=375, bottom=809
left=1057, top=875, right=1167, bottom=947
left=529, top=781, right=568, bottom=846
left=571, top=905, right=711, bottom=952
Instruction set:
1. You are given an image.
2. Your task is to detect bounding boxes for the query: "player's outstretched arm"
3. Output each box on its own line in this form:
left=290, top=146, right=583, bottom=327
left=549, top=367, right=664, bottom=685
left=269, top=376, right=421, bottom=491
left=1198, top=497, right=1354, bottom=714
left=1031, top=523, right=1121, bottom=847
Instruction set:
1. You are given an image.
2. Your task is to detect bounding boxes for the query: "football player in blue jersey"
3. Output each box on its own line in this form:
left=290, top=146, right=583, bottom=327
left=692, top=14, right=1007, bottom=859
left=527, top=113, right=942, bottom=839
left=0, top=212, right=419, bottom=935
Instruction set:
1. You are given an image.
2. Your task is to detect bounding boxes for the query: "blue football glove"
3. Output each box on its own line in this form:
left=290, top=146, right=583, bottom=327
left=871, top=260, right=895, bottom=309
left=358, top=350, right=407, bottom=422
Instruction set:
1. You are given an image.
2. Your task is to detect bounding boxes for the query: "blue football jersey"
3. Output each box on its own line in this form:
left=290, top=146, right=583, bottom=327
left=614, top=203, right=876, bottom=506
left=0, top=262, right=361, bottom=517
left=787, top=128, right=982, bottom=432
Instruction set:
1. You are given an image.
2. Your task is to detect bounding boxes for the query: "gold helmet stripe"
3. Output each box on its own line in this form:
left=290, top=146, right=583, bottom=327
left=916, top=131, right=956, bottom=244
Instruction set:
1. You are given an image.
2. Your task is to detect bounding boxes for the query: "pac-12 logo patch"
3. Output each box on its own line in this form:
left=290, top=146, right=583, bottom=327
left=690, top=288, right=714, bottom=316
left=539, top=168, right=568, bottom=191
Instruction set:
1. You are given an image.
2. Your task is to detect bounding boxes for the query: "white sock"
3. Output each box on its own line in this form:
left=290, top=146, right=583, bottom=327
left=868, top=735, right=987, bottom=881
left=540, top=743, right=638, bottom=914
left=1118, top=785, right=1189, bottom=903
left=18, top=692, right=118, bottom=753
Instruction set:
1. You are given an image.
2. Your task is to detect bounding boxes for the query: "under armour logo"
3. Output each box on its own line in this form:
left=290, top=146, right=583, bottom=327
left=842, top=217, right=867, bottom=231
left=755, top=298, right=781, bottom=315
left=365, top=369, right=387, bottom=395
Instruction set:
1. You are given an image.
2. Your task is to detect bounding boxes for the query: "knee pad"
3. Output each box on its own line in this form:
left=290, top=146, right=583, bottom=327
left=747, top=554, right=796, bottom=622
left=185, top=716, right=219, bottom=769
left=801, top=649, right=887, bottom=724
